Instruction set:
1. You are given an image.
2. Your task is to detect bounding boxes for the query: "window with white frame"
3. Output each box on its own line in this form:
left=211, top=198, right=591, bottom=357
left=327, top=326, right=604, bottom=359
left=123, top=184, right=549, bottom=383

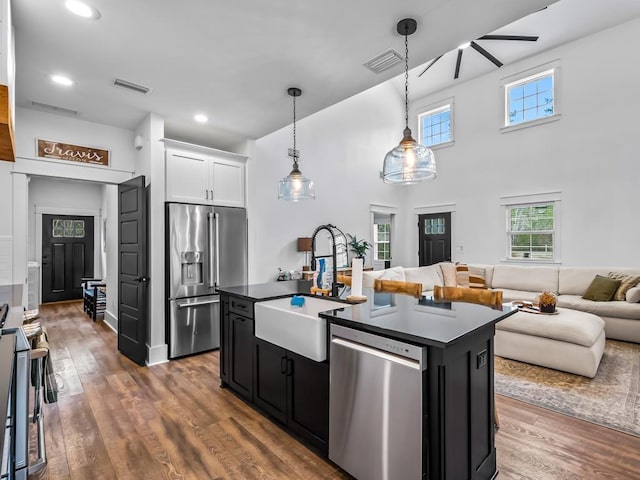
left=506, top=70, right=554, bottom=125
left=374, top=223, right=391, bottom=261
left=502, top=61, right=560, bottom=131
left=507, top=202, right=556, bottom=260
left=418, top=100, right=453, bottom=148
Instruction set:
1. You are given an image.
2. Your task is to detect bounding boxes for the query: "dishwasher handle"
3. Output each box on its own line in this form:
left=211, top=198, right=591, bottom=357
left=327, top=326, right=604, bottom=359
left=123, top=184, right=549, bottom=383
left=331, top=337, right=421, bottom=370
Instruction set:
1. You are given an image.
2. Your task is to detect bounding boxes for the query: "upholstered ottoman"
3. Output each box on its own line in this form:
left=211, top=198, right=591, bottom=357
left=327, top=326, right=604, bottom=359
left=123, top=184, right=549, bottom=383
left=494, top=307, right=606, bottom=378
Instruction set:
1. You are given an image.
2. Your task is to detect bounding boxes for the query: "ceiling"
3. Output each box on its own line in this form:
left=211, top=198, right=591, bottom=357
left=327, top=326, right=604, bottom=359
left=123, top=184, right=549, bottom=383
left=12, top=0, right=640, bottom=151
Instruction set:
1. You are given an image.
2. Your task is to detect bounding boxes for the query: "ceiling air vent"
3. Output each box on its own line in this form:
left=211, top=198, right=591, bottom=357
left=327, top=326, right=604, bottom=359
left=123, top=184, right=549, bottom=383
left=31, top=101, right=79, bottom=116
left=363, top=48, right=403, bottom=74
left=113, top=78, right=152, bottom=94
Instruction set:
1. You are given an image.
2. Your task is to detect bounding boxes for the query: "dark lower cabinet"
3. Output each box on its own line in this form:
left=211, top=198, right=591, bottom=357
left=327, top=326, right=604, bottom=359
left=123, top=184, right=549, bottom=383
left=254, top=338, right=329, bottom=453
left=220, top=294, right=329, bottom=455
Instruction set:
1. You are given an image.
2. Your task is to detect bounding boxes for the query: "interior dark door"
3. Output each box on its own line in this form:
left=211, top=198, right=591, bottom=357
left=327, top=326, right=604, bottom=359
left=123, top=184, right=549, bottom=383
left=118, top=176, right=148, bottom=366
left=42, top=214, right=94, bottom=303
left=418, top=212, right=451, bottom=266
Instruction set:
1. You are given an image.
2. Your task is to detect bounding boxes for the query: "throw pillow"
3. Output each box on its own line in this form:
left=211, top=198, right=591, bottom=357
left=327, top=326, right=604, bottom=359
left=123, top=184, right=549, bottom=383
left=607, top=272, right=640, bottom=301
left=626, top=286, right=640, bottom=303
left=440, top=262, right=457, bottom=287
left=379, top=266, right=405, bottom=282
left=468, top=265, right=487, bottom=289
left=582, top=275, right=622, bottom=302
left=455, top=263, right=470, bottom=288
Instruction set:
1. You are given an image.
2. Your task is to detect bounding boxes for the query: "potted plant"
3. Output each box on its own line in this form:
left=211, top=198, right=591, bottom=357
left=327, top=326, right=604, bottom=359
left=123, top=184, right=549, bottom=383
left=537, top=291, right=557, bottom=313
left=347, top=234, right=372, bottom=262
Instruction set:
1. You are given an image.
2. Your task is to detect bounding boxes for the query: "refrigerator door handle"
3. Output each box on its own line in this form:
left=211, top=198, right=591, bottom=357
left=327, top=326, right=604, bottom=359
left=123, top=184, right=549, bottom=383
left=208, top=212, right=215, bottom=288
left=177, top=298, right=220, bottom=308
left=214, top=212, right=220, bottom=287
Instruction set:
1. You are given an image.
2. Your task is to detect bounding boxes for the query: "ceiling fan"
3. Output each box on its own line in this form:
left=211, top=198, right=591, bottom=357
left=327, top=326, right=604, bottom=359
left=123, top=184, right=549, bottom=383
left=418, top=35, right=539, bottom=80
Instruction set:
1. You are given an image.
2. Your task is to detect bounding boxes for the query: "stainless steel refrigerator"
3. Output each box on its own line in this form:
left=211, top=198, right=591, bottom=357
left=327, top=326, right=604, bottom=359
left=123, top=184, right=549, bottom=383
left=166, top=203, right=247, bottom=358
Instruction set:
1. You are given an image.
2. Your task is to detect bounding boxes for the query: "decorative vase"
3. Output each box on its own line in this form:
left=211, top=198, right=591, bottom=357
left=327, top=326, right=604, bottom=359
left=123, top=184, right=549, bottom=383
left=539, top=303, right=556, bottom=313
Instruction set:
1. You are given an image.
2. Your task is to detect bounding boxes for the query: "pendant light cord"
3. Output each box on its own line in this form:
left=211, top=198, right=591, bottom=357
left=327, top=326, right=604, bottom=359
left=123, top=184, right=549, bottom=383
left=404, top=29, right=409, bottom=129
left=292, top=93, right=297, bottom=162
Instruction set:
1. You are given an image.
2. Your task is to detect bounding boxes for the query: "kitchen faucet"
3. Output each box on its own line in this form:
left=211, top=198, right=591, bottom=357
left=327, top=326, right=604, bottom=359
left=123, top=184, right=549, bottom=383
left=310, top=224, right=344, bottom=297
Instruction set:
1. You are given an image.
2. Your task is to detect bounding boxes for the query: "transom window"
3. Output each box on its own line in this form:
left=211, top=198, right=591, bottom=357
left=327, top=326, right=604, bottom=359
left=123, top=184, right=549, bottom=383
left=374, top=223, right=391, bottom=261
left=418, top=100, right=454, bottom=148
left=507, top=203, right=554, bottom=260
left=52, top=219, right=85, bottom=238
left=425, top=217, right=445, bottom=235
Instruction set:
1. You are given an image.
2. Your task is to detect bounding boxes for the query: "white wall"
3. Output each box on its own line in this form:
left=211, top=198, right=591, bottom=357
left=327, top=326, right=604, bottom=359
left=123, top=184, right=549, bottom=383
left=0, top=106, right=136, bottom=289
left=249, top=82, right=407, bottom=283
left=102, top=184, right=118, bottom=330
left=401, top=17, right=640, bottom=269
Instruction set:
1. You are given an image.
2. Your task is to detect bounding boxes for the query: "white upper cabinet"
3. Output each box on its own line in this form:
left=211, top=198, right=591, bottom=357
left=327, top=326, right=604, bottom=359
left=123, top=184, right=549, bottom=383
left=164, top=140, right=246, bottom=207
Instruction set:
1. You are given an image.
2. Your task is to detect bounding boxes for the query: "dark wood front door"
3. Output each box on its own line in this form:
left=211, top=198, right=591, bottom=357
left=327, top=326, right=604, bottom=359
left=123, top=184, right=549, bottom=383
left=418, top=212, right=451, bottom=266
left=118, top=176, right=148, bottom=366
left=42, top=214, right=94, bottom=303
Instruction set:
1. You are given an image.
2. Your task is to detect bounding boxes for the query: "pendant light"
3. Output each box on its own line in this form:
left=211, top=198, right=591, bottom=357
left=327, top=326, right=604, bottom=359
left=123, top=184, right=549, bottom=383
left=382, top=18, right=437, bottom=184
left=278, top=87, right=315, bottom=201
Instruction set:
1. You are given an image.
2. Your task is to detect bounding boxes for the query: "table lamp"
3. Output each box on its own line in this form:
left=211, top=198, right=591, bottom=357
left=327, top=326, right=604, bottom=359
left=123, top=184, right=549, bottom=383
left=297, top=237, right=313, bottom=271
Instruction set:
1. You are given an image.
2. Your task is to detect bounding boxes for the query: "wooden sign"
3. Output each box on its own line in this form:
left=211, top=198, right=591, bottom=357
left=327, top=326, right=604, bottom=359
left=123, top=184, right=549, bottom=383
left=37, top=139, right=110, bottom=166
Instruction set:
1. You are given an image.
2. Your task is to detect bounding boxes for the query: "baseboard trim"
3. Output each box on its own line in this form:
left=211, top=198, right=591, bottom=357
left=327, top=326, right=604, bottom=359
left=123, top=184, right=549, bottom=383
left=104, top=310, right=117, bottom=332
left=147, top=343, right=169, bottom=366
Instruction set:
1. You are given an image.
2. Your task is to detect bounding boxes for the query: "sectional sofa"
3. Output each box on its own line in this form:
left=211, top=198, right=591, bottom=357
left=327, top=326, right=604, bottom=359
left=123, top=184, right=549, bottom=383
left=363, top=263, right=640, bottom=377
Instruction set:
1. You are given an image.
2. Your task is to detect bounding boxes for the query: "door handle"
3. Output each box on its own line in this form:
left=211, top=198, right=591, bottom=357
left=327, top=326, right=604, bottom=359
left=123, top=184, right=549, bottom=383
left=208, top=212, right=215, bottom=288
left=134, top=276, right=149, bottom=283
left=281, top=357, right=287, bottom=374
left=205, top=190, right=209, bottom=200
left=178, top=298, right=220, bottom=308
left=286, top=358, right=294, bottom=376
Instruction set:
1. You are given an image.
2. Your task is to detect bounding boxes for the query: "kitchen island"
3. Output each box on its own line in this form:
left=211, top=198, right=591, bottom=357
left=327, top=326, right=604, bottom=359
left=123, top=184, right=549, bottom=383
left=217, top=282, right=516, bottom=480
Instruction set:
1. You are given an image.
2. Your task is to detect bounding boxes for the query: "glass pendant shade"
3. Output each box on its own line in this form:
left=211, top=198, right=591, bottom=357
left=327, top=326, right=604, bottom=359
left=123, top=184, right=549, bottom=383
left=382, top=127, right=437, bottom=184
left=278, top=163, right=315, bottom=201
left=382, top=18, right=437, bottom=185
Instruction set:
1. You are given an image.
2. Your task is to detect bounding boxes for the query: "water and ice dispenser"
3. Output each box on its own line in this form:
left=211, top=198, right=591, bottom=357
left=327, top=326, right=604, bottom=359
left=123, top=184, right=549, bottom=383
left=180, top=251, right=203, bottom=286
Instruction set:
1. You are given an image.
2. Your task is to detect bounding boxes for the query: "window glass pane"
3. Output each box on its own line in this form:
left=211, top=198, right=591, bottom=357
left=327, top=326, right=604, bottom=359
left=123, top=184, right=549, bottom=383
left=420, top=105, right=452, bottom=147
left=507, top=74, right=554, bottom=126
left=64, top=220, right=74, bottom=237
left=523, top=82, right=537, bottom=96
left=52, top=219, right=63, bottom=237
left=74, top=220, right=85, bottom=238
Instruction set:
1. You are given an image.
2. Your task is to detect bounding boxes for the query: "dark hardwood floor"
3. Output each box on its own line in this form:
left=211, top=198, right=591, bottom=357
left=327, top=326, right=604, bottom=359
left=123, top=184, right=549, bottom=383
left=28, top=302, right=640, bottom=480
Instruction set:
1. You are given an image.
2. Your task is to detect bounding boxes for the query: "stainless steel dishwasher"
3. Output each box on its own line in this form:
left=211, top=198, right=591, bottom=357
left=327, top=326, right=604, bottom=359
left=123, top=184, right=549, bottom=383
left=329, top=324, right=427, bottom=480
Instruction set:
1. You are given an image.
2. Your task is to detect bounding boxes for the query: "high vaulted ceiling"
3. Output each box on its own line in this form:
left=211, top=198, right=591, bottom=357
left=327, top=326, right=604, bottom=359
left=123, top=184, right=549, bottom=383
left=12, top=0, right=640, bottom=151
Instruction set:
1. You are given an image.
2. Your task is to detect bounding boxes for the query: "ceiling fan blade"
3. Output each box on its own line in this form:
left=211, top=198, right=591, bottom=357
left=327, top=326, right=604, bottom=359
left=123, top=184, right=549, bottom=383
left=418, top=54, right=443, bottom=77
left=454, top=49, right=463, bottom=79
left=470, top=41, right=503, bottom=68
left=478, top=35, right=539, bottom=42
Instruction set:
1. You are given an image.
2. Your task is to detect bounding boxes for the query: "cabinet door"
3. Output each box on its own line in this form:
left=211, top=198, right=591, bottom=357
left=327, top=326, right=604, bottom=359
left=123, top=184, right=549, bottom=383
left=166, top=150, right=211, bottom=204
left=287, top=350, right=329, bottom=452
left=212, top=158, right=245, bottom=207
left=253, top=338, right=287, bottom=423
left=229, top=313, right=254, bottom=401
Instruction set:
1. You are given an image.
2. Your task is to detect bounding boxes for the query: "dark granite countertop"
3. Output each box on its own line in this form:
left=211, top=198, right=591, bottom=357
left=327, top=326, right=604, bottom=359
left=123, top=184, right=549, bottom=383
left=218, top=281, right=516, bottom=347
left=217, top=280, right=317, bottom=302
left=320, top=291, right=517, bottom=347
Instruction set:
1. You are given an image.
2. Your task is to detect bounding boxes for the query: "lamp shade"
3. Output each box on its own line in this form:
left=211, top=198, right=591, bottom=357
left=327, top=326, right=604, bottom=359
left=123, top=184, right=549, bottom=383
left=382, top=127, right=437, bottom=184
left=297, top=237, right=313, bottom=252
left=278, top=165, right=315, bottom=201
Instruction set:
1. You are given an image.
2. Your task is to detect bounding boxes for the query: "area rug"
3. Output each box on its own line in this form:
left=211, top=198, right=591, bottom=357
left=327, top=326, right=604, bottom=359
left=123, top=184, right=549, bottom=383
left=495, top=340, right=640, bottom=437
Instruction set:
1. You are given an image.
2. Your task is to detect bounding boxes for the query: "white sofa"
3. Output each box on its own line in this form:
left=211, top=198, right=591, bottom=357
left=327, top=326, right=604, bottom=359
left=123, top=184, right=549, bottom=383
left=363, top=263, right=640, bottom=377
left=363, top=263, right=640, bottom=343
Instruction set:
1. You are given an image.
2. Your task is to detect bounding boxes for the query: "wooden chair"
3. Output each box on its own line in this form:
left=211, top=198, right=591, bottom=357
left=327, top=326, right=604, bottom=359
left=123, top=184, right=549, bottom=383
left=81, top=278, right=106, bottom=321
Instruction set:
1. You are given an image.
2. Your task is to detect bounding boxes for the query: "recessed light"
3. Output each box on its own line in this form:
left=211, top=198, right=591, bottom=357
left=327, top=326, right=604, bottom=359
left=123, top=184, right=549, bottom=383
left=194, top=114, right=208, bottom=123
left=458, top=42, right=471, bottom=49
left=50, top=75, right=74, bottom=86
left=65, top=0, right=101, bottom=19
